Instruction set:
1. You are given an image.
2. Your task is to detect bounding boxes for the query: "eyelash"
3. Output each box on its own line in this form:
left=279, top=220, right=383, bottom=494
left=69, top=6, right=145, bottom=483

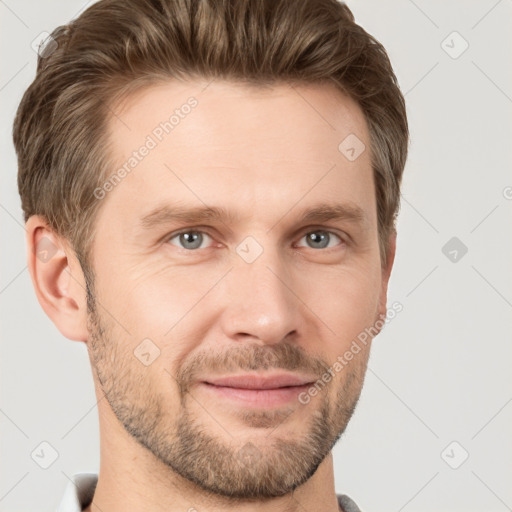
left=165, top=227, right=347, bottom=252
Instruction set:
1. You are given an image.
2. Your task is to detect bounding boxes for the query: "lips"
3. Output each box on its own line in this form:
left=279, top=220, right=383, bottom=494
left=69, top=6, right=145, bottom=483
left=198, top=373, right=317, bottom=409
left=202, top=373, right=316, bottom=390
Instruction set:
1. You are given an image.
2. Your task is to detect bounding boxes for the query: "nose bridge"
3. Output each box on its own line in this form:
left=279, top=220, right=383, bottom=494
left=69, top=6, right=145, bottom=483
left=221, top=238, right=300, bottom=343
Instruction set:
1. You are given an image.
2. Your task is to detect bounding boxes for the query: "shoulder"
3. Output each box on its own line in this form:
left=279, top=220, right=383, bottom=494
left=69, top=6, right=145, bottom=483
left=56, top=473, right=97, bottom=512
left=336, top=493, right=363, bottom=512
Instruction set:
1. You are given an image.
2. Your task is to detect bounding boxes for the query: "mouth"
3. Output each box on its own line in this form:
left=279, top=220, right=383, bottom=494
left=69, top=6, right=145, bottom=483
left=198, top=373, right=316, bottom=408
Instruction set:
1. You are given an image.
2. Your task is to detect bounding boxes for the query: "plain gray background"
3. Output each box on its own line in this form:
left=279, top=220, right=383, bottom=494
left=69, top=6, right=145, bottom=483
left=1, top=1, right=511, bottom=511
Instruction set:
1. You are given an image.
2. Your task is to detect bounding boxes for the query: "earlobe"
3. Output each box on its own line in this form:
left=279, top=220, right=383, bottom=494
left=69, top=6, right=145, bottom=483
left=25, top=216, right=89, bottom=342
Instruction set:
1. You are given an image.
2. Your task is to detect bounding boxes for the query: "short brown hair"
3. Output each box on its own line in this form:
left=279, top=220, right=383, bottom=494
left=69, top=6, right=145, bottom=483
left=13, top=0, right=408, bottom=275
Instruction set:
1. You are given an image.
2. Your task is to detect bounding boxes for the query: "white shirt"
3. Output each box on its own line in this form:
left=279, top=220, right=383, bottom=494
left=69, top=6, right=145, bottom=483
left=57, top=473, right=362, bottom=512
left=56, top=473, right=97, bottom=512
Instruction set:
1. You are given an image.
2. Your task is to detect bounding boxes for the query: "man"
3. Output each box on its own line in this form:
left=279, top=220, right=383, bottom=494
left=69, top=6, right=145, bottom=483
left=13, top=0, right=408, bottom=510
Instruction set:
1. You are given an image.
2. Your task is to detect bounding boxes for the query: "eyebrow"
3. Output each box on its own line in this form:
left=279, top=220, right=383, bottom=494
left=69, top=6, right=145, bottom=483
left=138, top=202, right=368, bottom=232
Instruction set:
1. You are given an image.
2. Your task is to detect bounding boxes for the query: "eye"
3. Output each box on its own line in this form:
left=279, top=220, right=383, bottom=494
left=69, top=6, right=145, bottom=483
left=296, top=230, right=344, bottom=250
left=165, top=228, right=345, bottom=252
left=167, top=230, right=214, bottom=250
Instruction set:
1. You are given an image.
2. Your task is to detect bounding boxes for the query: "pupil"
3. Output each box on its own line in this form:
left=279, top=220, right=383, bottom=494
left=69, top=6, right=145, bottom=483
left=309, top=232, right=328, bottom=249
left=181, top=232, right=201, bottom=249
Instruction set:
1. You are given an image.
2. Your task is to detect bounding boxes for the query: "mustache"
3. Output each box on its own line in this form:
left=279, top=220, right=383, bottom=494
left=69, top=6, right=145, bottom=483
left=175, top=342, right=331, bottom=395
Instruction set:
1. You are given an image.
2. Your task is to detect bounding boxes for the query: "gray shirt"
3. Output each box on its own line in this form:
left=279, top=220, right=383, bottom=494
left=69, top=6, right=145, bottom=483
left=56, top=473, right=362, bottom=512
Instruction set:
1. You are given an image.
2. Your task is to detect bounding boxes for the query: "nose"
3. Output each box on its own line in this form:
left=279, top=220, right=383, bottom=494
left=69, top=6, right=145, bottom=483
left=219, top=244, right=303, bottom=345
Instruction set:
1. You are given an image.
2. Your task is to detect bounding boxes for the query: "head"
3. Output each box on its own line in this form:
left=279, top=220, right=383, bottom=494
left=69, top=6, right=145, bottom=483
left=14, top=0, right=408, bottom=501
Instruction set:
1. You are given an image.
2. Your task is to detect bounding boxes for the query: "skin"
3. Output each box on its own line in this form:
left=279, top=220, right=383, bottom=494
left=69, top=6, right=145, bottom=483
left=26, top=79, right=396, bottom=512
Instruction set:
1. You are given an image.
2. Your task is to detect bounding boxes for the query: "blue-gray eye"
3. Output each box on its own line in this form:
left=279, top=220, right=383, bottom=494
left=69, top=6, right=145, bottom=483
left=167, top=229, right=342, bottom=251
left=297, top=230, right=342, bottom=249
left=168, top=231, right=213, bottom=250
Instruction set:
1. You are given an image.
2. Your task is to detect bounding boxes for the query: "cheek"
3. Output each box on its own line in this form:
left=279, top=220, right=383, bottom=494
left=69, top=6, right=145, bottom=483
left=98, top=267, right=221, bottom=366
left=301, top=265, right=381, bottom=348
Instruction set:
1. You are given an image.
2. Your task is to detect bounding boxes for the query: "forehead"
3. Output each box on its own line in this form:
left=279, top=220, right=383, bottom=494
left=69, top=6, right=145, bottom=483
left=109, top=79, right=368, bottom=153
left=101, top=79, right=375, bottom=229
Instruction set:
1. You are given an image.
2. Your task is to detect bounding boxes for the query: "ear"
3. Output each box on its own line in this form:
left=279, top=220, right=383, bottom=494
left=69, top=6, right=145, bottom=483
left=377, top=229, right=397, bottom=323
left=25, top=215, right=89, bottom=342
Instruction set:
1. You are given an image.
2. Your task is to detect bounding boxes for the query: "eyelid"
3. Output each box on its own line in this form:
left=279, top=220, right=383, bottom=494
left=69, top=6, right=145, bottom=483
left=297, top=225, right=348, bottom=241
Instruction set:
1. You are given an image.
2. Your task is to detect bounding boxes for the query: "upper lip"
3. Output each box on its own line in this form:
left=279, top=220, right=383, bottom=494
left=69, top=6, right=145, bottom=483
left=202, top=373, right=317, bottom=390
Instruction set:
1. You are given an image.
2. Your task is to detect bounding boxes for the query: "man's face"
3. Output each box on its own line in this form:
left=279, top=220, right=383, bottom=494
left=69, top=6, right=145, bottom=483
left=86, top=80, right=390, bottom=498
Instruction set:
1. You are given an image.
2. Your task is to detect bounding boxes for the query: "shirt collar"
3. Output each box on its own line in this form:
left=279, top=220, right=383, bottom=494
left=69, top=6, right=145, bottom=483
left=56, top=472, right=361, bottom=512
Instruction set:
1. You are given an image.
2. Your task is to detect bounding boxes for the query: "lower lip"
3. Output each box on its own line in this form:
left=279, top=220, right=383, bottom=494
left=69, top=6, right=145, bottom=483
left=199, top=382, right=312, bottom=408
